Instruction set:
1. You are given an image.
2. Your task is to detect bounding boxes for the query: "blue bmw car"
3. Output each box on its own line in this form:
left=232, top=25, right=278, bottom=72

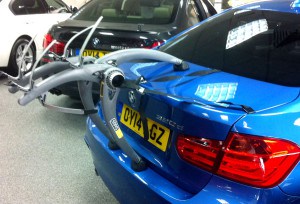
left=83, top=0, right=300, bottom=203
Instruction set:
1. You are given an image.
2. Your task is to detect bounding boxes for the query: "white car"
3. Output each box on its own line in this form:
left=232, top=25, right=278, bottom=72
left=0, top=0, right=73, bottom=77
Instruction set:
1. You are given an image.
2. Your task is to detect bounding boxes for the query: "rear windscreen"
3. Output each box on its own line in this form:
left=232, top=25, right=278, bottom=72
left=160, top=9, right=300, bottom=86
left=71, top=0, right=178, bottom=24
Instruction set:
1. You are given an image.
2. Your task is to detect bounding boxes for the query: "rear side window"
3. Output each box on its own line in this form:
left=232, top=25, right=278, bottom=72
left=71, top=0, right=179, bottom=24
left=161, top=9, right=300, bottom=86
left=11, top=0, right=47, bottom=14
left=45, top=0, right=70, bottom=13
left=11, top=0, right=27, bottom=14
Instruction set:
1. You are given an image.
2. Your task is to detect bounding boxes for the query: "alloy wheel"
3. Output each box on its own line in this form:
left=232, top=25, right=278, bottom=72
left=15, top=42, right=34, bottom=73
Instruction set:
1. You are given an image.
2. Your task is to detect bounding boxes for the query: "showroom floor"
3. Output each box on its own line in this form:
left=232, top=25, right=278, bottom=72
left=0, top=75, right=119, bottom=203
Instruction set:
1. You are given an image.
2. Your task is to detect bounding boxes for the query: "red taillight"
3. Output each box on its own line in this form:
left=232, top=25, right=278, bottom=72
left=144, top=41, right=164, bottom=49
left=218, top=133, right=300, bottom=187
left=176, top=133, right=300, bottom=188
left=43, top=33, right=65, bottom=55
left=177, top=135, right=223, bottom=171
left=43, top=33, right=53, bottom=49
left=151, top=41, right=163, bottom=48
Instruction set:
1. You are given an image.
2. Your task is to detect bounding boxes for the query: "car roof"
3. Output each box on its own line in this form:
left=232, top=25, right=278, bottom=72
left=236, top=0, right=299, bottom=14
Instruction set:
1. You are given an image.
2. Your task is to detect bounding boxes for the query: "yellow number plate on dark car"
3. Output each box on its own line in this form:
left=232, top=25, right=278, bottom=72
left=80, top=49, right=110, bottom=58
left=120, top=104, right=171, bottom=152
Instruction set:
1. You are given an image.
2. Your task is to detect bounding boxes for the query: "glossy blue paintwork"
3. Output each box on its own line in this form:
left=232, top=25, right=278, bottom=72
left=232, top=97, right=300, bottom=143
left=85, top=0, right=300, bottom=203
left=115, top=98, right=227, bottom=192
left=122, top=62, right=300, bottom=112
left=279, top=163, right=300, bottom=196
left=85, top=119, right=193, bottom=203
left=238, top=0, right=299, bottom=13
left=85, top=117, right=300, bottom=203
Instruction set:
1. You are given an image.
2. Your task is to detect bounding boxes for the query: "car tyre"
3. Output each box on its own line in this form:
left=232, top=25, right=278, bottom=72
left=8, top=38, right=35, bottom=77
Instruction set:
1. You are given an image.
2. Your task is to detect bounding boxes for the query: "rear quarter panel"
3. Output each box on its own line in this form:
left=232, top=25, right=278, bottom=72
left=232, top=94, right=300, bottom=196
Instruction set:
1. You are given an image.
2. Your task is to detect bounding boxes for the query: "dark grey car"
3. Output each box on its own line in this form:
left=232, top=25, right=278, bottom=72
left=42, top=0, right=217, bottom=98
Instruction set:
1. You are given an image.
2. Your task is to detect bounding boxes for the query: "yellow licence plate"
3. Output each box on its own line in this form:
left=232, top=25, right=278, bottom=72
left=81, top=49, right=110, bottom=58
left=120, top=104, right=171, bottom=152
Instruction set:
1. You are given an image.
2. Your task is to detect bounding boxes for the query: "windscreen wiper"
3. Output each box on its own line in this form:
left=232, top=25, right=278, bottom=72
left=121, top=78, right=255, bottom=114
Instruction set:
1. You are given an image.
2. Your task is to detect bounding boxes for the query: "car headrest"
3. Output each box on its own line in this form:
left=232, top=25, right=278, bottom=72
left=153, top=7, right=170, bottom=19
left=23, top=0, right=36, bottom=7
left=102, top=9, right=117, bottom=17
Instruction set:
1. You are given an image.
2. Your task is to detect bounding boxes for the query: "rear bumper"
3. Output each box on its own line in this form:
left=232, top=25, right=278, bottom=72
left=84, top=119, right=189, bottom=204
left=84, top=118, right=299, bottom=204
